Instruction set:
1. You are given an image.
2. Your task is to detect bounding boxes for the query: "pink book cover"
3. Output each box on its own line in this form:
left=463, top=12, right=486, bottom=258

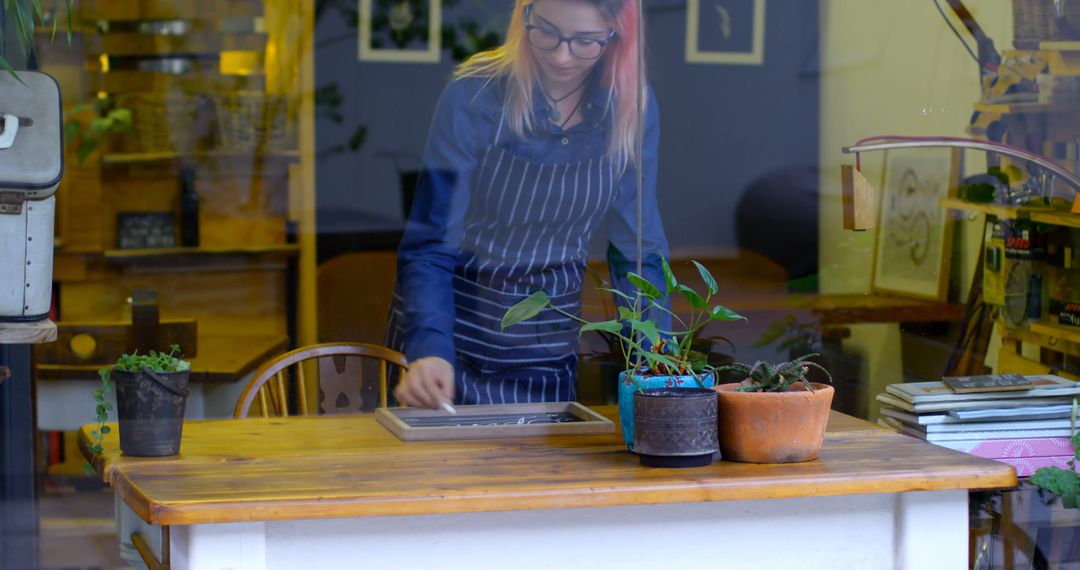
left=995, top=455, right=1079, bottom=477
left=932, top=437, right=1076, bottom=458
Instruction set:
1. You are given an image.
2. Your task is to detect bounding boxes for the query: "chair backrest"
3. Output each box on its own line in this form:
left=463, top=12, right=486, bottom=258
left=233, top=342, right=408, bottom=418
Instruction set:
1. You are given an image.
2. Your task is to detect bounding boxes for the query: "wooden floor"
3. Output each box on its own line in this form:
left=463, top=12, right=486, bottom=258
left=36, top=485, right=125, bottom=570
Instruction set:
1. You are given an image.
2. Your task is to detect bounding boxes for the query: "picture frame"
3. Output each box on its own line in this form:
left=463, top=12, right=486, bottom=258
left=685, top=0, right=766, bottom=65
left=358, top=0, right=442, bottom=63
left=871, top=149, right=962, bottom=302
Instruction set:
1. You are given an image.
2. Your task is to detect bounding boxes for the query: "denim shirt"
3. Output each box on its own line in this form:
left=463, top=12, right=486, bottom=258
left=395, top=73, right=669, bottom=364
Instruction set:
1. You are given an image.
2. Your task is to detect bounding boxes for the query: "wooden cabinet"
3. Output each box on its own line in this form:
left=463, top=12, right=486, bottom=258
left=35, top=0, right=314, bottom=384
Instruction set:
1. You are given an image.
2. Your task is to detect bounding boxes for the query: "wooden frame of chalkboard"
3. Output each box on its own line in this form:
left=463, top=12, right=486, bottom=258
left=375, top=402, right=614, bottom=441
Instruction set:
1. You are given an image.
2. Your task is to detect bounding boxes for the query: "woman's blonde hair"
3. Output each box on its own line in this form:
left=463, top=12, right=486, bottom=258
left=455, top=0, right=645, bottom=171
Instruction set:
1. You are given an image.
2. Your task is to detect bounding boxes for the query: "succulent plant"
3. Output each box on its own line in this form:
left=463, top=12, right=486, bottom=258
left=715, top=353, right=832, bottom=393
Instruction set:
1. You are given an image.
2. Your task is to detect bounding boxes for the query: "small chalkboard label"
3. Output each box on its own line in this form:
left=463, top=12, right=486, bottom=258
left=117, top=212, right=176, bottom=250
left=943, top=373, right=1034, bottom=394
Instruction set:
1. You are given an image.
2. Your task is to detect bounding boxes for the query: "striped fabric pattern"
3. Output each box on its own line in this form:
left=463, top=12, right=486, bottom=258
left=389, top=137, right=616, bottom=405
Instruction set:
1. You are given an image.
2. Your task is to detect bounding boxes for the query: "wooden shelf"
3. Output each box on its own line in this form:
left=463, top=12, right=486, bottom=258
left=0, top=320, right=57, bottom=345
left=1030, top=210, right=1080, bottom=228
left=103, top=245, right=299, bottom=263
left=808, top=294, right=965, bottom=325
left=1027, top=321, right=1080, bottom=345
left=973, top=101, right=1080, bottom=114
left=102, top=150, right=299, bottom=166
left=940, top=198, right=1027, bottom=220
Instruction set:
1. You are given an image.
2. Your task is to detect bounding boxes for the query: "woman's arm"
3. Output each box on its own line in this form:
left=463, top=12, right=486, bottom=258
left=396, top=79, right=490, bottom=365
left=606, top=86, right=670, bottom=329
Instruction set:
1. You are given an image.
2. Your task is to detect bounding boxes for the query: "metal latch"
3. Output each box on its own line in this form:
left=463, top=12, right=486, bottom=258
left=0, top=192, right=24, bottom=215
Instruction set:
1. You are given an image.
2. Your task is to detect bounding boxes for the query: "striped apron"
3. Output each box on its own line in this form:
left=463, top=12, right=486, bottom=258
left=389, top=117, right=617, bottom=404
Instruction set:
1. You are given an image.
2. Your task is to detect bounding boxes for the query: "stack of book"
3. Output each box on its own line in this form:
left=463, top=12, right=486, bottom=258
left=877, top=375, right=1079, bottom=476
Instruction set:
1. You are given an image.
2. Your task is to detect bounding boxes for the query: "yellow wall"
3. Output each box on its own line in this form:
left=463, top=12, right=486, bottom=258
left=818, top=0, right=1011, bottom=415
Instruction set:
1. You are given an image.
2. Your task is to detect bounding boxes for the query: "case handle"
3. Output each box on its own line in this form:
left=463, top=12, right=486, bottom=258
left=0, top=114, right=18, bottom=149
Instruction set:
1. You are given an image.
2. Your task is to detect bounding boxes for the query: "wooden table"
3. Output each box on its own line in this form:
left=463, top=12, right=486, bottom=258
left=1, top=320, right=57, bottom=570
left=81, top=406, right=1016, bottom=570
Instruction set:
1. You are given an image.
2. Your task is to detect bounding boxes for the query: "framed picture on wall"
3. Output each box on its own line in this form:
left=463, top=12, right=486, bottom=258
left=685, top=0, right=765, bottom=65
left=359, top=0, right=442, bottom=63
left=871, top=149, right=962, bottom=302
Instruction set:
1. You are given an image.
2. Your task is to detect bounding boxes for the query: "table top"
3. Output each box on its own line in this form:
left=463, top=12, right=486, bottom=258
left=0, top=320, right=57, bottom=345
left=80, top=406, right=1017, bottom=526
left=36, top=333, right=288, bottom=383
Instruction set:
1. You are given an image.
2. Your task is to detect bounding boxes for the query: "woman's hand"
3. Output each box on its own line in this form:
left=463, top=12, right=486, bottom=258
left=395, top=356, right=455, bottom=409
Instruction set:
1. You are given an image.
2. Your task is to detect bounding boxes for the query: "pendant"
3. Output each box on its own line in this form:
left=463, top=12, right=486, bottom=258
left=550, top=106, right=561, bottom=122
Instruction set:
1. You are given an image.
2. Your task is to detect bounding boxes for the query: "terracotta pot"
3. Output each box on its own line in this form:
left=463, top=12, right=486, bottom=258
left=713, top=382, right=834, bottom=463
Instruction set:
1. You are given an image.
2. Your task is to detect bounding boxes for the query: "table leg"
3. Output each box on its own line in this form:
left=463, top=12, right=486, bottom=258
left=0, top=344, right=38, bottom=569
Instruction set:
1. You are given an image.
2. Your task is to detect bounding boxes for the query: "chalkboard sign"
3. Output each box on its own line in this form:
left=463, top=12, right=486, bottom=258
left=376, top=402, right=614, bottom=441
left=943, top=373, right=1034, bottom=394
left=117, top=212, right=176, bottom=249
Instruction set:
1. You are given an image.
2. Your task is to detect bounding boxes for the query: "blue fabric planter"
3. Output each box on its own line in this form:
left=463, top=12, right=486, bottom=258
left=617, top=371, right=715, bottom=449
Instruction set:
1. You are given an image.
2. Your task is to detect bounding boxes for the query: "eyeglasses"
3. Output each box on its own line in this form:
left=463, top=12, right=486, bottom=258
left=524, top=4, right=615, bottom=60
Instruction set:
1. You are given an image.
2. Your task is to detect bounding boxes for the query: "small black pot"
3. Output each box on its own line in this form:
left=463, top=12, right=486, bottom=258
left=113, top=368, right=190, bottom=456
left=632, top=387, right=719, bottom=468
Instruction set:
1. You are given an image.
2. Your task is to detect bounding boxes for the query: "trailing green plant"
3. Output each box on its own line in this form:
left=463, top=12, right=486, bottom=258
left=501, top=258, right=745, bottom=390
left=64, top=95, right=132, bottom=164
left=1030, top=399, right=1080, bottom=509
left=0, top=0, right=76, bottom=77
left=84, top=344, right=190, bottom=474
left=713, top=353, right=832, bottom=393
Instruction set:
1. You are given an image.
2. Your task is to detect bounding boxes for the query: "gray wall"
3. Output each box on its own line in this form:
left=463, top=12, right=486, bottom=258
left=315, top=0, right=819, bottom=256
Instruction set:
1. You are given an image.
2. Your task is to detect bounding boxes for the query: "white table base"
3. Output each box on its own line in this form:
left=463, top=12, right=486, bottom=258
left=135, top=490, right=969, bottom=570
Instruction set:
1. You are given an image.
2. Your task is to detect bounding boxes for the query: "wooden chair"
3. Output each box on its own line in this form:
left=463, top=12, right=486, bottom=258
left=233, top=342, right=408, bottom=418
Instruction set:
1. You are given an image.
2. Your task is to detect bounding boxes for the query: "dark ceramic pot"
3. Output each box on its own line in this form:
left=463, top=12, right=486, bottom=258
left=632, top=387, right=719, bottom=468
left=113, top=368, right=190, bottom=456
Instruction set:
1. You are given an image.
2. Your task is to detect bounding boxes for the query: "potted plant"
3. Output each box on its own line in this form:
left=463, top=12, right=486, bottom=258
left=87, top=344, right=191, bottom=462
left=502, top=259, right=744, bottom=467
left=1030, top=399, right=1079, bottom=509
left=712, top=354, right=834, bottom=463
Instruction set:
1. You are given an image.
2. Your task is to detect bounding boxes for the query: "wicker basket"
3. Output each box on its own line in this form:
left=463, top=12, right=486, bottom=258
left=112, top=92, right=216, bottom=154
left=1014, top=0, right=1055, bottom=49
left=213, top=93, right=287, bottom=154
left=1014, top=0, right=1080, bottom=49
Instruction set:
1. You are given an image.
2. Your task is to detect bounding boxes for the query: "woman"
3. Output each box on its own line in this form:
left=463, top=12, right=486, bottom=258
left=388, top=0, right=669, bottom=408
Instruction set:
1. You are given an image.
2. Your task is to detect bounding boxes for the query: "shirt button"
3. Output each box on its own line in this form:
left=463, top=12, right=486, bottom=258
left=561, top=137, right=569, bottom=145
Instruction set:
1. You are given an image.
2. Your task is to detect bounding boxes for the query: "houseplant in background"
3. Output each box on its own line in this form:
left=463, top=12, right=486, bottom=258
left=503, top=259, right=745, bottom=467
left=712, top=354, right=834, bottom=463
left=1030, top=399, right=1079, bottom=509
left=86, top=345, right=191, bottom=467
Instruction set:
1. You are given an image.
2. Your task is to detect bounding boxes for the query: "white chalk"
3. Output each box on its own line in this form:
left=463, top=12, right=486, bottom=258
left=439, top=401, right=457, bottom=415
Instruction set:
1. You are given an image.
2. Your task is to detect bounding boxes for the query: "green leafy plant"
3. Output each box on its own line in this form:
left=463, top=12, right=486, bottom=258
left=713, top=353, right=832, bottom=393
left=84, top=344, right=190, bottom=474
left=64, top=95, right=132, bottom=164
left=1030, top=399, right=1080, bottom=509
left=501, top=259, right=745, bottom=391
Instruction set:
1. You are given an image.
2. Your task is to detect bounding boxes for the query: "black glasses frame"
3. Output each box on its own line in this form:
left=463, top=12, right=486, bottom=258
left=523, top=4, right=616, bottom=60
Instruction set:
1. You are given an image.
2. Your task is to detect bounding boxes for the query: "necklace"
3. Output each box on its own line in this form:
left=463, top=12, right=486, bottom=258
left=542, top=78, right=588, bottom=122
left=556, top=89, right=588, bottom=130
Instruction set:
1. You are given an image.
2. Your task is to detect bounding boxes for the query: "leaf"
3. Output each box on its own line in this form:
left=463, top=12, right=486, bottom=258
left=580, top=320, right=622, bottom=336
left=710, top=305, right=745, bottom=322
left=629, top=319, right=659, bottom=346
left=501, top=291, right=550, bottom=331
left=677, top=284, right=707, bottom=309
left=597, top=287, right=635, bottom=304
left=691, top=260, right=718, bottom=295
left=617, top=307, right=637, bottom=321
left=661, top=257, right=677, bottom=294
left=627, top=272, right=662, bottom=299
left=101, top=426, right=111, bottom=434
left=76, top=138, right=98, bottom=165
left=639, top=351, right=680, bottom=373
